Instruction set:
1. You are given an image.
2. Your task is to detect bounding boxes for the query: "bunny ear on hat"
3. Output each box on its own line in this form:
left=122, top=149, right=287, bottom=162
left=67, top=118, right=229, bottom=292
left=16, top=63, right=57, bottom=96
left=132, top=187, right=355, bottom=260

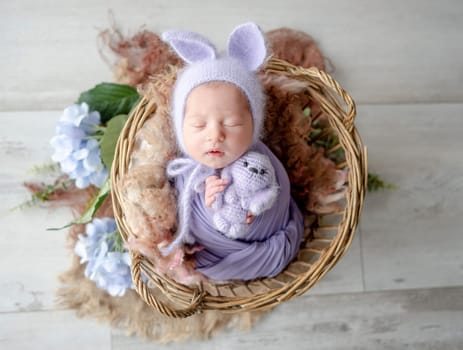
left=227, top=22, right=267, bottom=71
left=162, top=30, right=218, bottom=64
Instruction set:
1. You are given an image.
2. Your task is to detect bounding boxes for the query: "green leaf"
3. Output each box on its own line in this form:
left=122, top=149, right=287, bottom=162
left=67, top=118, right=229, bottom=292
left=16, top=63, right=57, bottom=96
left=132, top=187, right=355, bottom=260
left=28, top=162, right=61, bottom=176
left=367, top=173, right=396, bottom=192
left=309, top=128, right=322, bottom=140
left=100, top=114, right=128, bottom=171
left=77, top=83, right=140, bottom=123
left=47, top=179, right=111, bottom=230
left=303, top=107, right=312, bottom=117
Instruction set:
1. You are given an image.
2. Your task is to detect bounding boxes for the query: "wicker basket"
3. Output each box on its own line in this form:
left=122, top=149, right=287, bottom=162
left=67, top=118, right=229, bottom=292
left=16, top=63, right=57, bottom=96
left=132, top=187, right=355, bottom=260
left=111, top=57, right=367, bottom=318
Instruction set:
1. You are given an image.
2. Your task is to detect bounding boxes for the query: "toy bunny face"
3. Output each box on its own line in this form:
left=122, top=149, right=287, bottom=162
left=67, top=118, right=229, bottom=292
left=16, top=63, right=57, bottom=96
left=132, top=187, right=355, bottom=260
left=183, top=82, right=254, bottom=169
left=162, top=23, right=268, bottom=158
left=230, top=151, right=276, bottom=193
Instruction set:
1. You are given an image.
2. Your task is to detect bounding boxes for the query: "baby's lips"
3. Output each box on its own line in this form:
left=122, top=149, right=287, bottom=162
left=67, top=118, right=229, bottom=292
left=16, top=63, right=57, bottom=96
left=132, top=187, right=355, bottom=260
left=207, top=150, right=225, bottom=157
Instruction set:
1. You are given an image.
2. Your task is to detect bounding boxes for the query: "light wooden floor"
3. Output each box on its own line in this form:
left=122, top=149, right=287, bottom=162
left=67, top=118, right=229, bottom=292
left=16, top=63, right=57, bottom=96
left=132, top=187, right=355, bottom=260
left=1, top=1, right=463, bottom=349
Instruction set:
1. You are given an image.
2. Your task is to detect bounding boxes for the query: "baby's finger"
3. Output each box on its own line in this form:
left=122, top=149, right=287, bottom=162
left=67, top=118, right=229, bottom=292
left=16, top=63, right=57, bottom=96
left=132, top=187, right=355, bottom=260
left=218, top=178, right=229, bottom=185
left=246, top=213, right=255, bottom=224
left=205, top=175, right=219, bottom=185
left=212, top=183, right=227, bottom=193
left=208, top=176, right=228, bottom=186
left=205, top=195, right=216, bottom=207
left=207, top=183, right=226, bottom=196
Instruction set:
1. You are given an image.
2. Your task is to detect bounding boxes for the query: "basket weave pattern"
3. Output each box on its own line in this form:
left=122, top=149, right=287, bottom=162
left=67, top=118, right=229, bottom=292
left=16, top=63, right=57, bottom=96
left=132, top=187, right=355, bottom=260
left=111, top=58, right=367, bottom=318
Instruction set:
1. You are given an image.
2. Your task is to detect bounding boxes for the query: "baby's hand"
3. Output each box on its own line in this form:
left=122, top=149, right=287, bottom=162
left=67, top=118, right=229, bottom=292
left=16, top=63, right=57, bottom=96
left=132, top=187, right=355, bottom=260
left=246, top=212, right=255, bottom=224
left=205, top=176, right=228, bottom=207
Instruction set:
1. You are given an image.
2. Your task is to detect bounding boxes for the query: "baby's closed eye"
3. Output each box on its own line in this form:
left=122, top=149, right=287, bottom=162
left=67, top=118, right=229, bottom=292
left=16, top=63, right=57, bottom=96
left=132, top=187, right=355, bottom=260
left=188, top=121, right=206, bottom=129
left=192, top=124, right=206, bottom=129
left=223, top=117, right=244, bottom=127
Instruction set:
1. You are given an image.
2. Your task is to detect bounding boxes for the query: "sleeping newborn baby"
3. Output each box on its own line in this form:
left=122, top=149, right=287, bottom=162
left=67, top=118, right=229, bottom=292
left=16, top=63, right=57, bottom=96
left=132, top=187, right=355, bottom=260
left=161, top=22, right=304, bottom=281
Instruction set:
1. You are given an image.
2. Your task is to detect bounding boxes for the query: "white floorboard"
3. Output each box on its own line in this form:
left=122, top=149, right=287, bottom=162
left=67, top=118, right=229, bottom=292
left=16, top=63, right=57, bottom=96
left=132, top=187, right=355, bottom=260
left=0, top=201, right=74, bottom=313
left=0, top=310, right=110, bottom=350
left=111, top=287, right=463, bottom=350
left=357, top=104, right=463, bottom=291
left=1, top=0, right=463, bottom=110
left=0, top=111, right=75, bottom=312
left=310, top=233, right=364, bottom=295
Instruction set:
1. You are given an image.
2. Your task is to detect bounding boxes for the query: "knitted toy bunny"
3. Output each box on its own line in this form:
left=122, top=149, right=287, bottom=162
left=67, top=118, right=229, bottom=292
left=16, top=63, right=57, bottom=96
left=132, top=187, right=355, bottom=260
left=212, top=151, right=279, bottom=239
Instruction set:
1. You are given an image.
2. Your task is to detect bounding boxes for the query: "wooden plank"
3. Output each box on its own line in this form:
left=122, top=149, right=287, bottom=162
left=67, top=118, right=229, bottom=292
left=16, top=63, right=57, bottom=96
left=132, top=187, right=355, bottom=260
left=356, top=103, right=463, bottom=291
left=1, top=0, right=463, bottom=111
left=0, top=198, right=76, bottom=312
left=310, top=233, right=364, bottom=295
left=0, top=111, right=77, bottom=312
left=111, top=286, right=463, bottom=349
left=0, top=310, right=110, bottom=350
left=0, top=110, right=59, bottom=183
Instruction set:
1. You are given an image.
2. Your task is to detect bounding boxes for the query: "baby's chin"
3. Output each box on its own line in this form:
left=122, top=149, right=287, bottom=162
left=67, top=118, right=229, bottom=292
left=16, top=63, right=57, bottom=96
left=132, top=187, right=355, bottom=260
left=194, top=152, right=242, bottom=169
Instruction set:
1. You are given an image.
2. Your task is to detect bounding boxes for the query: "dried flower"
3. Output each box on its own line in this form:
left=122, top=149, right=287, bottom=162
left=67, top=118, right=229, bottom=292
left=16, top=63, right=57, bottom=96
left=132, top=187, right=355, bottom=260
left=50, top=103, right=108, bottom=189
left=74, top=217, right=133, bottom=297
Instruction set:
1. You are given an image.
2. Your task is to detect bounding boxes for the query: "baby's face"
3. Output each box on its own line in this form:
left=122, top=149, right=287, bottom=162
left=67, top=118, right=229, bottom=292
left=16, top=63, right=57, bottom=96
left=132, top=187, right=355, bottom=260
left=183, top=82, right=253, bottom=169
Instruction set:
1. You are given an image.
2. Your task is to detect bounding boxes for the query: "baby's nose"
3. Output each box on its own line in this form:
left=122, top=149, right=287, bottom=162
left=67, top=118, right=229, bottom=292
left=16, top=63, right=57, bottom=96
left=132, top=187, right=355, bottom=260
left=207, top=124, right=225, bottom=142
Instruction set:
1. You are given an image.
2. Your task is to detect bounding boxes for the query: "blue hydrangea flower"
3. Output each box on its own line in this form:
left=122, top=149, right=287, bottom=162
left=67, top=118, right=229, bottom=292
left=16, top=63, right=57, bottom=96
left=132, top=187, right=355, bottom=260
left=50, top=102, right=107, bottom=189
left=74, top=217, right=133, bottom=297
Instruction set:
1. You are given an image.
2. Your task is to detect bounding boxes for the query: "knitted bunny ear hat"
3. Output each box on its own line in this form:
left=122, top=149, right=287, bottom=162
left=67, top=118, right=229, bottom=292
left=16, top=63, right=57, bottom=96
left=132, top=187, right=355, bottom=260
left=162, top=22, right=268, bottom=154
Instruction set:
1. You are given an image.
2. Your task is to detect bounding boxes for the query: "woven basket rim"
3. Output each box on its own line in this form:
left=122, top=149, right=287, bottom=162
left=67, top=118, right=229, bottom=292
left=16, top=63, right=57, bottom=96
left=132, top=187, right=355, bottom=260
left=111, top=57, right=367, bottom=318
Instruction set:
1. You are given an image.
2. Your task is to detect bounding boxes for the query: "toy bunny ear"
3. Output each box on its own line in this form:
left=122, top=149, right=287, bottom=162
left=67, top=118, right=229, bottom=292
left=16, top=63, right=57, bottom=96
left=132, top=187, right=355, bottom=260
left=162, top=30, right=217, bottom=64
left=227, top=22, right=267, bottom=71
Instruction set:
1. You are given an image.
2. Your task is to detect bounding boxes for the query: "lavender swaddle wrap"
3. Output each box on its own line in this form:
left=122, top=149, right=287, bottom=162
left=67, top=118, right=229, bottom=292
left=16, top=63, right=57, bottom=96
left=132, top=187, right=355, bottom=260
left=172, top=142, right=304, bottom=281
